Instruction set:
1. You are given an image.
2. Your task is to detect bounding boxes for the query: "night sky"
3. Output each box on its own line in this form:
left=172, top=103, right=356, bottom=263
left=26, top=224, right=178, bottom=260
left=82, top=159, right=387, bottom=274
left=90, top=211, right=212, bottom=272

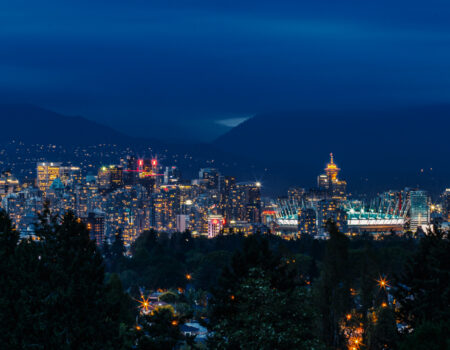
left=1, top=0, right=450, bottom=141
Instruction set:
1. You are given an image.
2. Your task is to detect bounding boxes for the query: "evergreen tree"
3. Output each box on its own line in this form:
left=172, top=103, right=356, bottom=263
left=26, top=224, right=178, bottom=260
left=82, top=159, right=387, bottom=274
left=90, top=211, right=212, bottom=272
left=0, top=210, right=22, bottom=346
left=111, top=229, right=126, bottom=272
left=208, top=235, right=323, bottom=349
left=398, top=321, right=450, bottom=350
left=34, top=211, right=124, bottom=349
left=134, top=306, right=184, bottom=350
left=0, top=210, right=130, bottom=349
left=315, top=220, right=351, bottom=348
left=366, top=306, right=398, bottom=350
left=394, top=225, right=450, bottom=348
left=394, top=226, right=450, bottom=328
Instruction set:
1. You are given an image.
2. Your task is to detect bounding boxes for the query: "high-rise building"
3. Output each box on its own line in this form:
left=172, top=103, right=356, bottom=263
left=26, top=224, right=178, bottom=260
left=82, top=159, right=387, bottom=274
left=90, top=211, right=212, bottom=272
left=316, top=199, right=347, bottom=234
left=164, top=166, right=181, bottom=184
left=208, top=214, right=224, bottom=238
left=176, top=214, right=189, bottom=232
left=59, top=166, right=81, bottom=186
left=84, top=211, right=105, bottom=246
left=97, top=165, right=123, bottom=192
left=443, top=189, right=450, bottom=221
left=232, top=181, right=261, bottom=223
left=298, top=207, right=317, bottom=236
left=317, top=154, right=347, bottom=200
left=199, top=168, right=220, bottom=190
left=0, top=171, right=20, bottom=197
left=409, top=190, right=430, bottom=232
left=219, top=176, right=236, bottom=221
left=288, top=187, right=305, bottom=203
left=37, top=162, right=62, bottom=195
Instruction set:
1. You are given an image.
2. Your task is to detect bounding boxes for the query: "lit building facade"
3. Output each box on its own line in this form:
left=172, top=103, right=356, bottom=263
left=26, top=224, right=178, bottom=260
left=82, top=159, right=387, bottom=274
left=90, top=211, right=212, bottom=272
left=84, top=211, right=105, bottom=246
left=37, top=162, right=62, bottom=194
left=317, top=154, right=347, bottom=200
left=409, top=190, right=430, bottom=231
left=208, top=214, right=224, bottom=238
left=443, top=189, right=450, bottom=221
left=298, top=208, right=317, bottom=236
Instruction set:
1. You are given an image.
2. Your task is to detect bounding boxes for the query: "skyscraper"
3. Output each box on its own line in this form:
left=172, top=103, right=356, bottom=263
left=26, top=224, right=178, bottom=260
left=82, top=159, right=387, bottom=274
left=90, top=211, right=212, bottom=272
left=37, top=162, right=62, bottom=195
left=317, top=154, right=347, bottom=200
left=199, top=168, right=220, bottom=190
left=97, top=165, right=123, bottom=192
left=233, top=181, right=261, bottom=223
left=443, top=189, right=450, bottom=221
left=409, top=190, right=430, bottom=232
left=298, top=207, right=317, bottom=236
left=84, top=211, right=105, bottom=246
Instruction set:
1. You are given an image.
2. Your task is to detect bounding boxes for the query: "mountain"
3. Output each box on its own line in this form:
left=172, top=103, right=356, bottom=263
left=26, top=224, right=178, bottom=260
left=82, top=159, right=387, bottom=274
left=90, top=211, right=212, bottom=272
left=2, top=104, right=448, bottom=194
left=0, top=104, right=139, bottom=145
left=0, top=104, right=268, bottom=187
left=213, top=106, right=450, bottom=193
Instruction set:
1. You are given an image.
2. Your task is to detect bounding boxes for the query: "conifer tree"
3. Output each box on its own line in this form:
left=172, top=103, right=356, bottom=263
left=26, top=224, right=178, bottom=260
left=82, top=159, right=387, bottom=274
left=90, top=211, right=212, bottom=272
left=316, top=220, right=351, bottom=348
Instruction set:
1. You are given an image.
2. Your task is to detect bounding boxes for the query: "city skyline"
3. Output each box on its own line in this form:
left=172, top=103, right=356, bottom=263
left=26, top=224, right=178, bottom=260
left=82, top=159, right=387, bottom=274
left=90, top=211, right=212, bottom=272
left=1, top=2, right=449, bottom=349
left=1, top=151, right=445, bottom=246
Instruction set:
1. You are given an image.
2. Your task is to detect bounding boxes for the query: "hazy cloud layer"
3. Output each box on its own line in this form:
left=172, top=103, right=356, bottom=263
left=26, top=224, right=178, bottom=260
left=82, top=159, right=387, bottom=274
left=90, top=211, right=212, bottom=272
left=1, top=0, right=450, bottom=140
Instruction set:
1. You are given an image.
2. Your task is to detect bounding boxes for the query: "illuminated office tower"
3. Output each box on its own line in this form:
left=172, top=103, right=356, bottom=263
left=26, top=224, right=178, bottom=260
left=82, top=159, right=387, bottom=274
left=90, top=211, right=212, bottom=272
left=298, top=208, right=317, bottom=235
left=232, top=181, right=262, bottom=223
left=75, top=180, right=99, bottom=218
left=208, top=215, right=224, bottom=238
left=84, top=211, right=105, bottom=246
left=123, top=156, right=139, bottom=185
left=151, top=185, right=181, bottom=231
left=176, top=214, right=189, bottom=232
left=316, top=199, right=347, bottom=234
left=0, top=171, right=20, bottom=197
left=199, top=168, right=220, bottom=190
left=37, top=162, right=62, bottom=195
left=443, top=189, right=450, bottom=221
left=164, top=166, right=181, bottom=184
left=409, top=190, right=430, bottom=232
left=98, top=165, right=123, bottom=192
left=288, top=187, right=305, bottom=202
left=59, top=166, right=81, bottom=186
left=219, top=176, right=236, bottom=221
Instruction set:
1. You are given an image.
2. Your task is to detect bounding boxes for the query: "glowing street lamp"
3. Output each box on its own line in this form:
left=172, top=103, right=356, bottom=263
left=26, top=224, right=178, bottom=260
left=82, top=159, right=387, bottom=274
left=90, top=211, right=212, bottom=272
left=377, top=276, right=389, bottom=290
left=137, top=294, right=151, bottom=314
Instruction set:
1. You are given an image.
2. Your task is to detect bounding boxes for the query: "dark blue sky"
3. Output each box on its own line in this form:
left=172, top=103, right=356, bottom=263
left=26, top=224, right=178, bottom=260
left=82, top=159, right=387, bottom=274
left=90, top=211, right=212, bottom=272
left=1, top=0, right=450, bottom=141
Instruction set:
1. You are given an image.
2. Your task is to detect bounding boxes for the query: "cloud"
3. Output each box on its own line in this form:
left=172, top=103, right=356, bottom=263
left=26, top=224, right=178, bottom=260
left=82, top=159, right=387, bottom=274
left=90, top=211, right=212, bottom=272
left=216, top=117, right=251, bottom=128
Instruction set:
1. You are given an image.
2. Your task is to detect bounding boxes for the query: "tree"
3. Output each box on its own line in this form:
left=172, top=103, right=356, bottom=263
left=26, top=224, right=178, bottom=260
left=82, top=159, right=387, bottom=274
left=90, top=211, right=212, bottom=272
left=398, top=321, right=450, bottom=350
left=0, top=210, right=22, bottom=346
left=35, top=211, right=125, bottom=349
left=394, top=226, right=450, bottom=329
left=0, top=210, right=129, bottom=349
left=394, top=225, right=450, bottom=348
left=315, top=220, right=351, bottom=348
left=209, top=268, right=323, bottom=350
left=366, top=306, right=398, bottom=350
left=134, top=306, right=184, bottom=350
left=208, top=235, right=323, bottom=349
left=111, top=229, right=126, bottom=272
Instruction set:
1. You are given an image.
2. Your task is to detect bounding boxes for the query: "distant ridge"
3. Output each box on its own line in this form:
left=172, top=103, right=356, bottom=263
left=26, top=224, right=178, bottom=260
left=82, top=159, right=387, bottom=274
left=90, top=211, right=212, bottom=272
left=0, top=104, right=138, bottom=146
left=213, top=106, right=450, bottom=192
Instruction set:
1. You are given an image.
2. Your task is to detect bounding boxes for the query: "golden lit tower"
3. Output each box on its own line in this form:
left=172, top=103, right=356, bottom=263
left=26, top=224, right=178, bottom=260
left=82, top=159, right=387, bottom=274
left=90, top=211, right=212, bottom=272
left=325, top=153, right=340, bottom=182
left=317, top=153, right=347, bottom=201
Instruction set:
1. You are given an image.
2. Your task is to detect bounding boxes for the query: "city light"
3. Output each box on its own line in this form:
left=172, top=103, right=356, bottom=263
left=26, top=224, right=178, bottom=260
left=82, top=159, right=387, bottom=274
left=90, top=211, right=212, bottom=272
left=137, top=294, right=151, bottom=314
left=377, top=276, right=389, bottom=290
